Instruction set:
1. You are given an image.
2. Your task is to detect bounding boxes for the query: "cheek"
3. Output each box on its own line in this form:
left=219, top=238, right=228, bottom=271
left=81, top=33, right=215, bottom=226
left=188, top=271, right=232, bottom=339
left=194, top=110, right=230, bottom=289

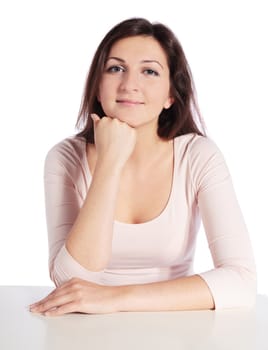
left=152, top=89, right=171, bottom=107
left=98, top=80, right=115, bottom=103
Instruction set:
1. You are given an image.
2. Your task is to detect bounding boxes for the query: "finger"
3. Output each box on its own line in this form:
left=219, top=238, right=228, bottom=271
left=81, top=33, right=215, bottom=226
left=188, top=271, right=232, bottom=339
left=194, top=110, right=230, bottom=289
left=30, top=291, right=74, bottom=314
left=44, top=301, right=81, bottom=317
left=29, top=282, right=75, bottom=311
left=29, top=289, right=61, bottom=308
left=29, top=279, right=76, bottom=308
left=29, top=290, right=57, bottom=308
left=90, top=113, right=101, bottom=124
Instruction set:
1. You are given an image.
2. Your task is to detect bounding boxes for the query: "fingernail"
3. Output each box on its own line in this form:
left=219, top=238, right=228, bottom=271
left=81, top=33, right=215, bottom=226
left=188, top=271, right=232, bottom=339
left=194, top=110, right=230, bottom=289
left=91, top=113, right=100, bottom=122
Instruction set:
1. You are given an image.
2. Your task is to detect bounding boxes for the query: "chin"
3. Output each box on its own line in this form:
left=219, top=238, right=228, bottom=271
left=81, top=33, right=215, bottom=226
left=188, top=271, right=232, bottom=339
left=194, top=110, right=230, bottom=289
left=111, top=114, right=138, bottom=126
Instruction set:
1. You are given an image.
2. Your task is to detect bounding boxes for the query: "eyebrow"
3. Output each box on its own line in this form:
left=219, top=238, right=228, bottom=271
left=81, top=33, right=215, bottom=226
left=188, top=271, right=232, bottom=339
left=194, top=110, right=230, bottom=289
left=106, top=56, right=164, bottom=69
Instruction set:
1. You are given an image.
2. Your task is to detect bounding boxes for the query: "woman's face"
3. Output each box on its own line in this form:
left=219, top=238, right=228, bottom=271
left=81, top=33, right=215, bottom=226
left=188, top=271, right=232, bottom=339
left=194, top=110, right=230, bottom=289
left=98, top=36, right=173, bottom=129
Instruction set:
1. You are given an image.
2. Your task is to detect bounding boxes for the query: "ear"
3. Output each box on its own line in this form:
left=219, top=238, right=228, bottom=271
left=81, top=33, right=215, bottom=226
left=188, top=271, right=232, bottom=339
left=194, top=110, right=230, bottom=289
left=163, top=95, right=174, bottom=109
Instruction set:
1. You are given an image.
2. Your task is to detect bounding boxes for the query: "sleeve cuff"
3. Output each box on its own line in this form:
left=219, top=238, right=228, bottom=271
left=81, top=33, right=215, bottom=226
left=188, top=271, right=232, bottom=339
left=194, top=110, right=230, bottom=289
left=198, top=268, right=257, bottom=309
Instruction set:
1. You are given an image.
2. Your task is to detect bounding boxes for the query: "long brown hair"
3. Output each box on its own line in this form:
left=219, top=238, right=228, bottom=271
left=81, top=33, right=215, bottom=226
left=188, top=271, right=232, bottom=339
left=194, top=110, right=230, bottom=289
left=76, top=18, right=206, bottom=143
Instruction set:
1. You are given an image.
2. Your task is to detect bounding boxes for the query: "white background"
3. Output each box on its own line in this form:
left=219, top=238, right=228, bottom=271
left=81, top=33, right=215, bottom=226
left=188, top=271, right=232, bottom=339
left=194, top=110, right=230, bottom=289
left=0, top=0, right=267, bottom=294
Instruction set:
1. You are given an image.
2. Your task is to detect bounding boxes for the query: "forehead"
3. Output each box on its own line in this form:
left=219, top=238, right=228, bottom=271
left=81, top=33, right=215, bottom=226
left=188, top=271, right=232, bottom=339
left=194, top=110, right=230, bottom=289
left=108, top=36, right=168, bottom=65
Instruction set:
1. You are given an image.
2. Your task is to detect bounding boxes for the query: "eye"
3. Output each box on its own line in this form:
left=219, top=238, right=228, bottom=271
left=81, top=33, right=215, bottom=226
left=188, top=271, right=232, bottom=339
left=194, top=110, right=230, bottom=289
left=144, top=69, right=159, bottom=76
left=106, top=65, right=125, bottom=73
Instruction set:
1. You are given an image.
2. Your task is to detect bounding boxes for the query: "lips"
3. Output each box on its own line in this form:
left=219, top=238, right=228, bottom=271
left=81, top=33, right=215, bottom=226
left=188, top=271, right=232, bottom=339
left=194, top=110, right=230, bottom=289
left=116, top=99, right=144, bottom=105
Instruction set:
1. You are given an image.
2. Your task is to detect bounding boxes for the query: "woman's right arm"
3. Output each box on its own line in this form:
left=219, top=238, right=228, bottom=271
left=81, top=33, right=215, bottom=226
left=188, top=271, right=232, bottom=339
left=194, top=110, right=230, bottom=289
left=46, top=115, right=136, bottom=285
left=65, top=156, right=123, bottom=271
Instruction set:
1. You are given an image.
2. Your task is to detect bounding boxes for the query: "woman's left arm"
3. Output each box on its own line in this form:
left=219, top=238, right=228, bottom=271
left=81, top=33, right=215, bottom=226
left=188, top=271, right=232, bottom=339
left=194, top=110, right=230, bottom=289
left=117, top=137, right=257, bottom=312
left=189, top=136, right=257, bottom=309
left=29, top=274, right=214, bottom=316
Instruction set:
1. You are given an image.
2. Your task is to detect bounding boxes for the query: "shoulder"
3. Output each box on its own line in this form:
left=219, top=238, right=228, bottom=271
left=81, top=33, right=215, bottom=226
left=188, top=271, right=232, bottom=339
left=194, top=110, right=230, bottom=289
left=46, top=135, right=86, bottom=158
left=175, top=133, right=230, bottom=192
left=174, top=132, right=222, bottom=161
left=45, top=135, right=87, bottom=172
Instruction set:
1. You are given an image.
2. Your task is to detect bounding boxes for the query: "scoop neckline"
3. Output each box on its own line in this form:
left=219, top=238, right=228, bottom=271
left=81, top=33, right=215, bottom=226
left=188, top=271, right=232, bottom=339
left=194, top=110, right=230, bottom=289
left=83, top=137, right=177, bottom=227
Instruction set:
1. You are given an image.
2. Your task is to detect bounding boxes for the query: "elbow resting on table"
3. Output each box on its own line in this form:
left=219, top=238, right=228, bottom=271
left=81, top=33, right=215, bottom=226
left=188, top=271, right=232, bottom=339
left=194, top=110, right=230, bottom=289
left=200, top=265, right=257, bottom=309
left=49, top=245, right=106, bottom=287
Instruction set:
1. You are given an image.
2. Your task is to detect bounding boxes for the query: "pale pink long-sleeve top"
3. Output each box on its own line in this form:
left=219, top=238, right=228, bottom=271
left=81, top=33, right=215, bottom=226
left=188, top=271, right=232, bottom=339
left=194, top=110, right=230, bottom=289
left=44, top=132, right=257, bottom=309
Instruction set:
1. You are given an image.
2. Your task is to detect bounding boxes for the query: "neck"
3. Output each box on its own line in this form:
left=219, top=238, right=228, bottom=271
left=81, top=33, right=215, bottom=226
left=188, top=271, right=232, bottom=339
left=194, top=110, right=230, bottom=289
left=127, top=124, right=170, bottom=167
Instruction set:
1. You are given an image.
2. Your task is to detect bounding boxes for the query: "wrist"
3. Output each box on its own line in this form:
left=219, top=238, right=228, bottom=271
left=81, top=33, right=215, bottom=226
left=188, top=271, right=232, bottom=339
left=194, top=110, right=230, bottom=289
left=115, top=284, right=135, bottom=312
left=96, top=154, right=126, bottom=170
left=94, top=157, right=124, bottom=178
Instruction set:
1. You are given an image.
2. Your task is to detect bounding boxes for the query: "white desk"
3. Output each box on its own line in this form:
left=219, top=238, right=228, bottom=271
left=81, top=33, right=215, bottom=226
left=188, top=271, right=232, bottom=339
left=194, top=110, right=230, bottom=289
left=0, top=286, right=267, bottom=349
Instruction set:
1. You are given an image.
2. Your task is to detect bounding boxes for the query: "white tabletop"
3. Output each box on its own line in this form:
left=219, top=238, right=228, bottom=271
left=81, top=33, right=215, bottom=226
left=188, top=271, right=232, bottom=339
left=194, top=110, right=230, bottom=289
left=0, top=286, right=267, bottom=350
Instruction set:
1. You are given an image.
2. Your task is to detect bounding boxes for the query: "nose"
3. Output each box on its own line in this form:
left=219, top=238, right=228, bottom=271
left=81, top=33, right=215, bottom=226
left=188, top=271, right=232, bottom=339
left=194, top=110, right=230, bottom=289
left=119, top=70, right=139, bottom=92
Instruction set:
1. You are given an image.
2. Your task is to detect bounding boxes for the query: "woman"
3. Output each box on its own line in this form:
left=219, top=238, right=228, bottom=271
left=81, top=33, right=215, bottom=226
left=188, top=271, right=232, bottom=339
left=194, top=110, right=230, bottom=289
left=30, top=18, right=256, bottom=316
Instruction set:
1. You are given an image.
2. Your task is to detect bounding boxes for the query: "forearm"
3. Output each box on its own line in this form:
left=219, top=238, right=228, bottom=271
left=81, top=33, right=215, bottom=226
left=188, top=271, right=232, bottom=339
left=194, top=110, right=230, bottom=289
left=66, top=159, right=122, bottom=271
left=118, top=274, right=215, bottom=312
